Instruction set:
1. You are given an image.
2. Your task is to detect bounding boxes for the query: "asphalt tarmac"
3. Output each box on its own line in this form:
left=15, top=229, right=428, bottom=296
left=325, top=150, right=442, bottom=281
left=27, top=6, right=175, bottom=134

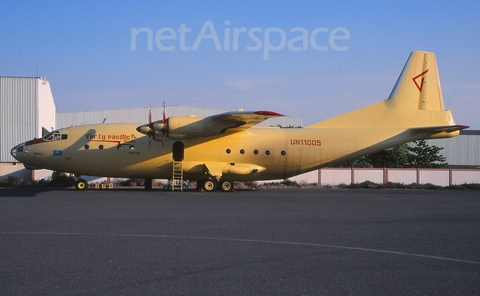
left=0, top=187, right=479, bottom=295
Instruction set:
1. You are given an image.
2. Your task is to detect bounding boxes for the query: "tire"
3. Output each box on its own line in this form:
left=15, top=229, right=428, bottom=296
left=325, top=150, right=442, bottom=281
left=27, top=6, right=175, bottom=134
left=219, top=179, right=233, bottom=192
left=75, top=179, right=88, bottom=190
left=203, top=179, right=216, bottom=192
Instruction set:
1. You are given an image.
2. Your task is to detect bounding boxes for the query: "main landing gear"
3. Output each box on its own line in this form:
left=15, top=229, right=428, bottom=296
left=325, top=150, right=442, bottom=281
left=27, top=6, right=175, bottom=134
left=144, top=178, right=153, bottom=190
left=219, top=179, right=233, bottom=192
left=197, top=178, right=234, bottom=192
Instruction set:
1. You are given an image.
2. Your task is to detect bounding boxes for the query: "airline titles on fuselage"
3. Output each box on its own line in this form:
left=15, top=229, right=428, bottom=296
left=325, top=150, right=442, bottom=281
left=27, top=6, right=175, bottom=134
left=85, top=133, right=136, bottom=143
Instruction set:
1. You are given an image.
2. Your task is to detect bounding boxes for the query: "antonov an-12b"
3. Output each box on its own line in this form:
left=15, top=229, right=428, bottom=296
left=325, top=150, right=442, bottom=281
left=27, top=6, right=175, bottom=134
left=11, top=51, right=467, bottom=191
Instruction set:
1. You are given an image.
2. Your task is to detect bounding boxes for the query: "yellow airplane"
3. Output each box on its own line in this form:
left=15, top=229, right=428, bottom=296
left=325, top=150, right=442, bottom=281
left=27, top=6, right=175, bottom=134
left=11, top=51, right=467, bottom=191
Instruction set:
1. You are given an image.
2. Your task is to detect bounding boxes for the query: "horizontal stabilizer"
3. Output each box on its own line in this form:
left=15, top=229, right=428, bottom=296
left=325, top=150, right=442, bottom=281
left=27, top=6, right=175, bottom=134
left=412, top=124, right=469, bottom=133
left=411, top=124, right=469, bottom=139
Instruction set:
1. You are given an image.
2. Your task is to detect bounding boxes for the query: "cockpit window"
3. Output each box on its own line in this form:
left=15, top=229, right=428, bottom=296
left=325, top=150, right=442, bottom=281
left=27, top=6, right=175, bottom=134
left=42, top=130, right=68, bottom=141
left=43, top=130, right=58, bottom=140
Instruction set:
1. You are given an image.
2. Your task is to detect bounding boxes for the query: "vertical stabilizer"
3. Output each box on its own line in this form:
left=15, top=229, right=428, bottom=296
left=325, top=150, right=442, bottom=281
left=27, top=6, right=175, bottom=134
left=305, top=51, right=461, bottom=130
left=388, top=51, right=444, bottom=111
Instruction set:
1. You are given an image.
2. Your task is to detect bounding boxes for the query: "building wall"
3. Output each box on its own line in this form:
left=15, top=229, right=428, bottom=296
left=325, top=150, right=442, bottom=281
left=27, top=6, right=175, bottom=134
left=0, top=163, right=51, bottom=183
left=0, top=76, right=56, bottom=182
left=37, top=78, right=56, bottom=137
left=428, top=130, right=480, bottom=166
left=0, top=162, right=32, bottom=181
left=0, top=77, right=37, bottom=162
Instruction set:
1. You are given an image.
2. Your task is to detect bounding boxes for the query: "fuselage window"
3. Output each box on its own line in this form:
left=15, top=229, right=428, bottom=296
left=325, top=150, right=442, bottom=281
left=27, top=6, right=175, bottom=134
left=226, top=148, right=231, bottom=154
left=61, top=134, right=68, bottom=140
left=253, top=149, right=259, bottom=155
left=281, top=150, right=286, bottom=156
left=265, top=150, right=271, bottom=156
left=129, top=145, right=135, bottom=150
left=84, top=144, right=90, bottom=150
left=117, top=145, right=123, bottom=151
left=240, top=149, right=245, bottom=154
left=99, top=145, right=104, bottom=150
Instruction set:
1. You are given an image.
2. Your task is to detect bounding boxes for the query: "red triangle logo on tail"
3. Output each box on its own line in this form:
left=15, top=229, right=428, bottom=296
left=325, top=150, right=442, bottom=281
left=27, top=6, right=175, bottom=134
left=412, top=69, right=429, bottom=92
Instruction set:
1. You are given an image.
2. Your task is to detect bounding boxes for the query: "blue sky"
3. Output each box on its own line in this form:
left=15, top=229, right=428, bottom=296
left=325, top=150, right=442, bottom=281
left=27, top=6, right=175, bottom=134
left=1, top=1, right=479, bottom=127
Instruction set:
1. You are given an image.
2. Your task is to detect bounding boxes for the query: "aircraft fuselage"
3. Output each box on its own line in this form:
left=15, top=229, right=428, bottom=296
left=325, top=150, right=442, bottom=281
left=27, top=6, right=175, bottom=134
left=12, top=123, right=328, bottom=181
left=10, top=51, right=468, bottom=191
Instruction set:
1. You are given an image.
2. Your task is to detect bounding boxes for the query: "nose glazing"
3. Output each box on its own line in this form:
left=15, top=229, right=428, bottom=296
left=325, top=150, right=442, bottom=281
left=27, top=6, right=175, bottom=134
left=10, top=143, right=24, bottom=159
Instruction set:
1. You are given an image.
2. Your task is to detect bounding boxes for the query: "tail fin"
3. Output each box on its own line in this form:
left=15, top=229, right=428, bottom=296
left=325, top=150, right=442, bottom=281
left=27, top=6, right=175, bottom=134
left=306, top=51, right=462, bottom=132
left=387, top=51, right=444, bottom=111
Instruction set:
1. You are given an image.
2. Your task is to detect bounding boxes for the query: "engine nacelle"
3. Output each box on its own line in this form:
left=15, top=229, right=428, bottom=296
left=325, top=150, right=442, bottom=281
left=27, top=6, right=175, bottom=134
left=164, top=116, right=207, bottom=139
left=137, top=114, right=245, bottom=140
left=153, top=116, right=240, bottom=139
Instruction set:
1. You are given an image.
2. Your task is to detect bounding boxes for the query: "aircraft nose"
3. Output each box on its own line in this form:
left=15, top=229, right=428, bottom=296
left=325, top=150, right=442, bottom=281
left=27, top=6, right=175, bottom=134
left=10, top=143, right=24, bottom=160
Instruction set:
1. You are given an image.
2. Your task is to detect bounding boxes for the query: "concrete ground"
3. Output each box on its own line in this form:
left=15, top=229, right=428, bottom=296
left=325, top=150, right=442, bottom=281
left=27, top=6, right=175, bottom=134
left=1, top=188, right=479, bottom=295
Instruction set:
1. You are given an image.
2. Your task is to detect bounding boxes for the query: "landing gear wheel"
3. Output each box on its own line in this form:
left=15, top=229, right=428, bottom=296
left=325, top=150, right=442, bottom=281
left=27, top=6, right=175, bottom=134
left=219, top=179, right=233, bottom=192
left=203, top=179, right=217, bottom=192
left=75, top=179, right=88, bottom=190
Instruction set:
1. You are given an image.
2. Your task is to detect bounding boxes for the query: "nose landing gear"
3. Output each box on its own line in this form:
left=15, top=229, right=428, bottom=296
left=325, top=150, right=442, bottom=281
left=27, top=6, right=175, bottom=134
left=74, top=177, right=88, bottom=190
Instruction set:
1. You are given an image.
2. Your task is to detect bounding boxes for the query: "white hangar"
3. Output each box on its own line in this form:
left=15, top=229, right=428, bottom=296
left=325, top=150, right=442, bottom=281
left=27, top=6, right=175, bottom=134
left=0, top=76, right=56, bottom=181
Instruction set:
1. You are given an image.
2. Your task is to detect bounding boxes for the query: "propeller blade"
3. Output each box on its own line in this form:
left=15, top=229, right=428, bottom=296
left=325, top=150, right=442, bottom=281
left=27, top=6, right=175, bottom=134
left=148, top=133, right=152, bottom=151
left=149, top=106, right=155, bottom=142
left=149, top=106, right=153, bottom=125
left=162, top=101, right=166, bottom=151
left=148, top=107, right=153, bottom=151
left=162, top=101, right=166, bottom=123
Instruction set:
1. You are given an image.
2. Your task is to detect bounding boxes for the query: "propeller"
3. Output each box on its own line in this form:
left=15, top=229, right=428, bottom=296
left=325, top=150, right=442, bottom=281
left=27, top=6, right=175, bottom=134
left=135, top=103, right=169, bottom=152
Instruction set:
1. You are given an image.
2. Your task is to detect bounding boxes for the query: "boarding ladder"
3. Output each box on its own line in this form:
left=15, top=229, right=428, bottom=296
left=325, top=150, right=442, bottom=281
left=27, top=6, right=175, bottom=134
left=172, top=161, right=184, bottom=191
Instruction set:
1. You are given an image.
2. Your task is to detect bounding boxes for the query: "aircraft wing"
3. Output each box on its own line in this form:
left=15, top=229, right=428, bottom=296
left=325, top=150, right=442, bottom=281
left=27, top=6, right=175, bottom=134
left=210, top=110, right=284, bottom=133
left=137, top=110, right=284, bottom=140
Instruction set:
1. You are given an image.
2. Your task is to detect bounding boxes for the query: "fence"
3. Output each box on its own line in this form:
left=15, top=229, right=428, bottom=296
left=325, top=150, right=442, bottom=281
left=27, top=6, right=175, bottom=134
left=290, top=168, right=480, bottom=187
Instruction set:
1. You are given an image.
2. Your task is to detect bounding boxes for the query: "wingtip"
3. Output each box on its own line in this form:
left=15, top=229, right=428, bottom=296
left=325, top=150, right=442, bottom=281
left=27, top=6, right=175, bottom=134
left=456, top=124, right=469, bottom=130
left=255, top=111, right=284, bottom=116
